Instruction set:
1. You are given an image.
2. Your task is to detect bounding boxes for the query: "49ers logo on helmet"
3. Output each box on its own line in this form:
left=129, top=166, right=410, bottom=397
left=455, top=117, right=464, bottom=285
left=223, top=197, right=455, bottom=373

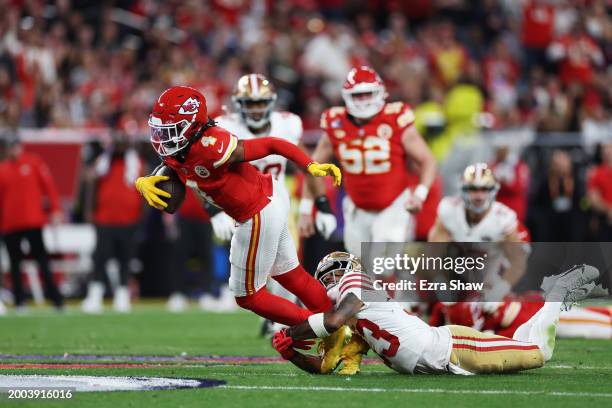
left=179, top=97, right=200, bottom=115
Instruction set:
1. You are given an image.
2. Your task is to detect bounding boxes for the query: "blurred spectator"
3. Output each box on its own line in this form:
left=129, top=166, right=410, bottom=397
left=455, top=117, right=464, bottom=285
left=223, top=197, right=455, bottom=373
left=489, top=145, right=530, bottom=223
left=529, top=150, right=585, bottom=241
left=0, top=133, right=63, bottom=310
left=587, top=142, right=612, bottom=241
left=81, top=133, right=143, bottom=313
left=429, top=21, right=469, bottom=87
left=548, top=19, right=604, bottom=86
left=521, top=0, right=556, bottom=71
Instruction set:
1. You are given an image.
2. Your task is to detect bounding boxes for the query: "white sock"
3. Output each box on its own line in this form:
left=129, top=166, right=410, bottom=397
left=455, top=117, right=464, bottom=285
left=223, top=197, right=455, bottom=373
left=513, top=302, right=562, bottom=361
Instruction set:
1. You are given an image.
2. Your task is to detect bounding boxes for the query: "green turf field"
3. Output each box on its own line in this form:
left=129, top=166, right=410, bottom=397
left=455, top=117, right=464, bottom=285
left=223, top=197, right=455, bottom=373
left=1, top=305, right=611, bottom=407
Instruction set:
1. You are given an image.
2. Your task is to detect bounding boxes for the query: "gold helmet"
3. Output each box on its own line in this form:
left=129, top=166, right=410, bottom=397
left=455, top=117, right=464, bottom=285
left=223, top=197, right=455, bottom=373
left=461, top=163, right=500, bottom=214
left=232, top=73, right=277, bottom=129
left=315, top=251, right=362, bottom=290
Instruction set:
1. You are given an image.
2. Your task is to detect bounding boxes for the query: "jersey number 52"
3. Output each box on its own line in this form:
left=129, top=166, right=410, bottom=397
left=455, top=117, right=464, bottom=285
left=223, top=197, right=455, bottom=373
left=338, top=136, right=390, bottom=175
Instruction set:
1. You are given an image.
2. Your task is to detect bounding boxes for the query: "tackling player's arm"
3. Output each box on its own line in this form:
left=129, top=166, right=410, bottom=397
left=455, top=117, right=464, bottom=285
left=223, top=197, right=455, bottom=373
left=286, top=293, right=363, bottom=340
left=275, top=294, right=363, bottom=374
left=401, top=126, right=437, bottom=213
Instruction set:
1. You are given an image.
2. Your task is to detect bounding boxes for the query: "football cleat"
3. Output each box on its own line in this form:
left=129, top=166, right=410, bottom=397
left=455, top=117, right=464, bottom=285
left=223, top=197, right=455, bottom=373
left=113, top=286, right=131, bottom=313
left=167, top=293, right=188, bottom=313
left=338, top=334, right=370, bottom=375
left=318, top=325, right=352, bottom=374
left=542, top=264, right=600, bottom=308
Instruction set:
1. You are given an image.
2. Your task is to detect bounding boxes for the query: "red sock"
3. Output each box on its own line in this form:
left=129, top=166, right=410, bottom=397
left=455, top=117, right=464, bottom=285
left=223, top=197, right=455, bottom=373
left=273, top=265, right=332, bottom=313
left=235, top=287, right=312, bottom=326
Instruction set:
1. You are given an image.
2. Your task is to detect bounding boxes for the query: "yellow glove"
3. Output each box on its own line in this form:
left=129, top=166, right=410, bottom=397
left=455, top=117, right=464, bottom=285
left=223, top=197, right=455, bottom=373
left=135, top=175, right=171, bottom=210
left=307, top=162, right=342, bottom=187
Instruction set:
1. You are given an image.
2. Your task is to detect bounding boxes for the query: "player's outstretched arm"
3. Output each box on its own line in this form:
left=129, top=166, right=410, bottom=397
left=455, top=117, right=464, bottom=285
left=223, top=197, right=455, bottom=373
left=228, top=137, right=341, bottom=186
left=285, top=293, right=363, bottom=341
left=272, top=330, right=324, bottom=374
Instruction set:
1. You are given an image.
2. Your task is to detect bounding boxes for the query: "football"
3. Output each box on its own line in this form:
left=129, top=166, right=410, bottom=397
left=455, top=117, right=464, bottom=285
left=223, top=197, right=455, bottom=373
left=154, top=165, right=186, bottom=214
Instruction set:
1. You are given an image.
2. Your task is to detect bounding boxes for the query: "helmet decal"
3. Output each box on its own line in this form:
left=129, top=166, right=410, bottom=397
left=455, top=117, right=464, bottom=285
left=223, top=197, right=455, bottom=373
left=179, top=97, right=201, bottom=115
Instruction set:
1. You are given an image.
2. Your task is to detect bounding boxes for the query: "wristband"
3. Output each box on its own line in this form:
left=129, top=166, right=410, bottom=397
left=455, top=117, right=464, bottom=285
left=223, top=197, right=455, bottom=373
left=203, top=200, right=222, bottom=217
left=299, top=198, right=314, bottom=215
left=314, top=196, right=333, bottom=214
left=308, top=313, right=330, bottom=338
left=413, top=184, right=429, bottom=202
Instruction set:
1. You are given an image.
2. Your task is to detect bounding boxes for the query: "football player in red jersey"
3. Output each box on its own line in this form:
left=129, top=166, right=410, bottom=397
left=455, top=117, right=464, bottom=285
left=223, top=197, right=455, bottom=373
left=134, top=86, right=342, bottom=328
left=298, top=66, right=437, bottom=256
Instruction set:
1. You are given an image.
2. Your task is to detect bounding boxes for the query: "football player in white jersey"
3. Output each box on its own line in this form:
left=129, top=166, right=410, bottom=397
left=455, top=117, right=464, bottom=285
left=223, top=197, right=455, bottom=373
left=213, top=74, right=336, bottom=333
left=428, top=163, right=528, bottom=301
left=212, top=73, right=336, bottom=241
left=272, top=252, right=601, bottom=375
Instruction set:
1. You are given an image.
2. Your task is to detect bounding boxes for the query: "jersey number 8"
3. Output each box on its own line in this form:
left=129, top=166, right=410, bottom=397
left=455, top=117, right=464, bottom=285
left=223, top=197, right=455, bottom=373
left=338, top=136, right=390, bottom=175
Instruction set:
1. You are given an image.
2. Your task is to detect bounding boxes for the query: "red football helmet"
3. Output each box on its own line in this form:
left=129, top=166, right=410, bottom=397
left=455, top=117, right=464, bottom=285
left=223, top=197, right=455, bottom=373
left=342, top=66, right=387, bottom=119
left=148, top=86, right=208, bottom=156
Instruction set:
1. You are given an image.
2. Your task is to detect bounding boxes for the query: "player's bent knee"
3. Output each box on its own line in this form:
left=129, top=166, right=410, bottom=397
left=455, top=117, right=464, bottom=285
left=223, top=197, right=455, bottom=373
left=235, top=292, right=260, bottom=310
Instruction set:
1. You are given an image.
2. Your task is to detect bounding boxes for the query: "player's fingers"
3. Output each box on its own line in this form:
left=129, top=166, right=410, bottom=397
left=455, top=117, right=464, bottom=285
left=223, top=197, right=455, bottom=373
left=151, top=187, right=172, bottom=198
left=330, top=165, right=342, bottom=186
left=151, top=175, right=170, bottom=183
left=150, top=194, right=168, bottom=208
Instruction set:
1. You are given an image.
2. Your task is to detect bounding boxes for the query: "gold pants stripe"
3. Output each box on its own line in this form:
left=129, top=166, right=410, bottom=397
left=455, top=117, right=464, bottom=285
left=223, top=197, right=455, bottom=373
left=447, top=325, right=544, bottom=374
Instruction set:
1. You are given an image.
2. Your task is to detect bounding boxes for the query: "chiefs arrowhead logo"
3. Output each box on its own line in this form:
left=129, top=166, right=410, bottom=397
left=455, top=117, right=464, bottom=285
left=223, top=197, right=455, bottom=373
left=179, top=97, right=200, bottom=115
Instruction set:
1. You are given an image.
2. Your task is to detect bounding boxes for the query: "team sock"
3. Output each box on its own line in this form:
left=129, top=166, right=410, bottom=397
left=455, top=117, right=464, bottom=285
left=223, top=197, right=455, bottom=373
left=273, top=265, right=332, bottom=313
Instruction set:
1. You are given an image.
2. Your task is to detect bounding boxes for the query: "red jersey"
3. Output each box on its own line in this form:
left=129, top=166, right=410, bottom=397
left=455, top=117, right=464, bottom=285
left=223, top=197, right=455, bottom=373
left=521, top=2, right=555, bottom=49
left=588, top=165, right=612, bottom=206
left=0, top=151, right=61, bottom=233
left=94, top=157, right=143, bottom=226
left=321, top=102, right=415, bottom=211
left=429, top=294, right=545, bottom=338
left=550, top=34, right=603, bottom=85
left=489, top=159, right=530, bottom=223
left=163, top=125, right=272, bottom=223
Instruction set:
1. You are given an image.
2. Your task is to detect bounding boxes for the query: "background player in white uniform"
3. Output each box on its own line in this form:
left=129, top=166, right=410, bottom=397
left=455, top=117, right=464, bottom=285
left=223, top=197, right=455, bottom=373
left=272, top=252, right=602, bottom=375
left=428, top=163, right=528, bottom=302
left=214, top=74, right=319, bottom=333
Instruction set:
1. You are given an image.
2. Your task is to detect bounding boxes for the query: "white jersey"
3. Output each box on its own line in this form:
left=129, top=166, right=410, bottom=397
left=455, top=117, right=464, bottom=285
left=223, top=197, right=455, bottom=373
left=334, top=272, right=452, bottom=374
left=437, top=196, right=518, bottom=242
left=215, top=111, right=303, bottom=198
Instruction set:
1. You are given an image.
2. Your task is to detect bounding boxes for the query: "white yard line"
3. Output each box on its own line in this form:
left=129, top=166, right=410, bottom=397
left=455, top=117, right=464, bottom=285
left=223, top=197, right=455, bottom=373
left=219, top=385, right=612, bottom=398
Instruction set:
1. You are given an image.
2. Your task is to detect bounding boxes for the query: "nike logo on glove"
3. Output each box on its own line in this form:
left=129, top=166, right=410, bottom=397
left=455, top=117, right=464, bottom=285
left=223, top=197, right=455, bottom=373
left=217, top=141, right=224, bottom=153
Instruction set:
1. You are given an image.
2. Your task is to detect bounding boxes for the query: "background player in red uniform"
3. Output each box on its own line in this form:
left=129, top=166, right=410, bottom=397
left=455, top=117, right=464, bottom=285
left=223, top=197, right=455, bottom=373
left=134, top=86, right=341, bottom=330
left=299, top=66, right=437, bottom=257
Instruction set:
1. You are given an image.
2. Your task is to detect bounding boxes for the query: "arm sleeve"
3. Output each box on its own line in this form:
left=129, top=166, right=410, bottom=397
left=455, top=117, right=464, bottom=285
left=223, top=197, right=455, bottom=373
left=242, top=137, right=313, bottom=169
left=337, top=273, right=375, bottom=303
left=36, top=157, right=61, bottom=212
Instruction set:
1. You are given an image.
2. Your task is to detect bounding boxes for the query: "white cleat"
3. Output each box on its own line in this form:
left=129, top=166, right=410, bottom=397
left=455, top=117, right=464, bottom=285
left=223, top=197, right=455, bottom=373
left=167, top=293, right=188, bottom=312
left=0, top=300, right=6, bottom=316
left=541, top=264, right=599, bottom=299
left=113, top=286, right=131, bottom=313
left=542, top=264, right=600, bottom=308
left=81, top=281, right=104, bottom=314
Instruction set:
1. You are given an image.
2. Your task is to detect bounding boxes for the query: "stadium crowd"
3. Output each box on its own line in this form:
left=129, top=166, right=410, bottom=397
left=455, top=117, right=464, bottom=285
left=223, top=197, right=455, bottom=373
left=0, top=0, right=611, bottom=309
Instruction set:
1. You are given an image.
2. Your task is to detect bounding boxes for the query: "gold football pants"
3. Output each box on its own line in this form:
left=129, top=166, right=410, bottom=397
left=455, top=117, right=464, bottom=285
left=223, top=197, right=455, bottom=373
left=447, top=325, right=544, bottom=374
